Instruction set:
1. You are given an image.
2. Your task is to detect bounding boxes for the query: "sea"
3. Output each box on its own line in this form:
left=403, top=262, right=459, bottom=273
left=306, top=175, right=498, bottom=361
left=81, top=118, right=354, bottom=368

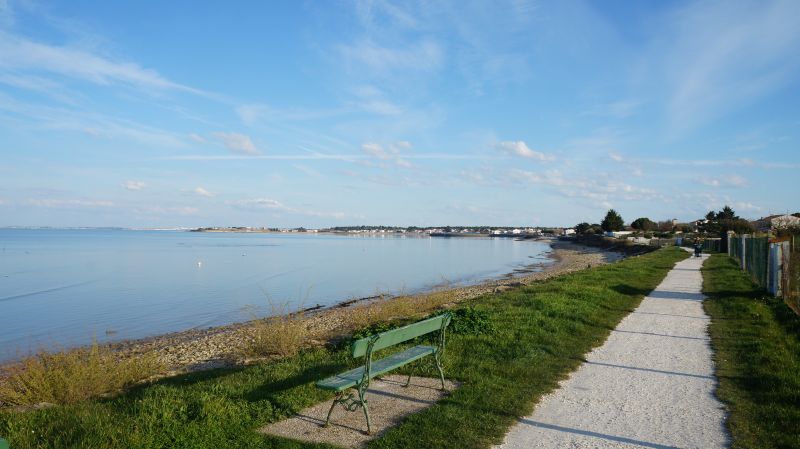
left=0, top=229, right=552, bottom=361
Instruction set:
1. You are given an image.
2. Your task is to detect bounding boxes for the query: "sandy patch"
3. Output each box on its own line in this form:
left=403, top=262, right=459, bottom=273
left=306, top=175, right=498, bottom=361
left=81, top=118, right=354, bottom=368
left=260, top=375, right=458, bottom=448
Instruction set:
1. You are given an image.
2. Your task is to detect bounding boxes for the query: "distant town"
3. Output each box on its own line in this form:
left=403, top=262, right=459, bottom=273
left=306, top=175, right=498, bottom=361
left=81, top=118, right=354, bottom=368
left=190, top=211, right=800, bottom=240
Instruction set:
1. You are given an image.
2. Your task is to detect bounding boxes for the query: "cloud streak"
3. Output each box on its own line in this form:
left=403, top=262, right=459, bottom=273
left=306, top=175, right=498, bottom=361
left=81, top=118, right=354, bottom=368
left=0, top=32, right=204, bottom=95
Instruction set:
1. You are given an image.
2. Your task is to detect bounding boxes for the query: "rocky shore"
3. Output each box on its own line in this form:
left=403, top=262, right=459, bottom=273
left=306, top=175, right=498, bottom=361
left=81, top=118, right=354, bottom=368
left=2, top=240, right=624, bottom=378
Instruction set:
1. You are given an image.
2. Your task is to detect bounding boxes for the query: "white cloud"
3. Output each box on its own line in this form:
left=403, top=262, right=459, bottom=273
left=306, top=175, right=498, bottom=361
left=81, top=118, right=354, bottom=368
left=25, top=198, right=114, bottom=208
left=609, top=152, right=624, bottom=162
left=0, top=32, right=202, bottom=94
left=496, top=141, right=554, bottom=161
left=193, top=186, right=213, bottom=197
left=213, top=132, right=259, bottom=155
left=123, top=180, right=146, bottom=191
left=362, top=142, right=390, bottom=160
left=361, top=142, right=413, bottom=168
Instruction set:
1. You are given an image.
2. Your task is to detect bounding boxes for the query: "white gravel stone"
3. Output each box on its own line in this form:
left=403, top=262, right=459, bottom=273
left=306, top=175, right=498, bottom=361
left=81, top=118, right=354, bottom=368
left=495, top=250, right=729, bottom=449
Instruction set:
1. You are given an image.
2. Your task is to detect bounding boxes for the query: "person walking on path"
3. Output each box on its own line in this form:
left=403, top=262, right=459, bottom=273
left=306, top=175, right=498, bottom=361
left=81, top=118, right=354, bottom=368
left=496, top=249, right=728, bottom=449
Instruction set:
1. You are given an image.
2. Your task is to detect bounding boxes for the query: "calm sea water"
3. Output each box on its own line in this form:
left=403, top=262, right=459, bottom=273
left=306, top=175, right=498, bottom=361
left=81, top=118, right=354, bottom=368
left=0, top=229, right=551, bottom=360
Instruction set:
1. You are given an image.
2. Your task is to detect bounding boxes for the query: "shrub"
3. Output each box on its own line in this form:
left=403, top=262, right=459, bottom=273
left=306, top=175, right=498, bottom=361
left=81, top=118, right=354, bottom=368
left=0, top=342, right=162, bottom=407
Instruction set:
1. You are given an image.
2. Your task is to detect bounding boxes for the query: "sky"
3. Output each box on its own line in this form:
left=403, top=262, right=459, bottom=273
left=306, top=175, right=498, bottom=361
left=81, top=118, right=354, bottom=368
left=0, top=0, right=799, bottom=228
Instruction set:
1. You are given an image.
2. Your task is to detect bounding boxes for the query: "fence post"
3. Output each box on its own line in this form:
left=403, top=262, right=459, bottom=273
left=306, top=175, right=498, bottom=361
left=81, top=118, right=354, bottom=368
left=727, top=231, right=734, bottom=257
left=741, top=234, right=748, bottom=271
left=768, top=243, right=779, bottom=296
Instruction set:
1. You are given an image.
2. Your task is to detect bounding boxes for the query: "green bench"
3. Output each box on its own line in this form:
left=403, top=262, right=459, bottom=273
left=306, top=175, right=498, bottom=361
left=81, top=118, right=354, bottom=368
left=0, top=437, right=8, bottom=449
left=316, top=313, right=452, bottom=434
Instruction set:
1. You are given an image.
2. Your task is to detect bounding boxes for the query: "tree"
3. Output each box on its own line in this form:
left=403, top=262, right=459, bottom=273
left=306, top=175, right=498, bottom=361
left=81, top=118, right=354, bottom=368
left=575, top=222, right=591, bottom=234
left=601, top=209, right=624, bottom=232
left=716, top=205, right=737, bottom=220
left=631, top=217, right=656, bottom=231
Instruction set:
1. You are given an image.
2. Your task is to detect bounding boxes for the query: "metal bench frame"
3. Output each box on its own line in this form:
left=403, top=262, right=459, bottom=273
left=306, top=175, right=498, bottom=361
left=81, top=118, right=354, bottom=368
left=321, top=313, right=451, bottom=434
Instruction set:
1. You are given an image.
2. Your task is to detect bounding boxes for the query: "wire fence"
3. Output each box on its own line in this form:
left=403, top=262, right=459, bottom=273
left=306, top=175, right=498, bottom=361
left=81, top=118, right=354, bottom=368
left=728, top=233, right=799, bottom=314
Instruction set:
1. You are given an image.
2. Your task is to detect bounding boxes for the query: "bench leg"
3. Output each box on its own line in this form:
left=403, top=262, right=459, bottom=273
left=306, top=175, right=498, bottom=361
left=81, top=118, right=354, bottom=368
left=434, top=353, right=446, bottom=390
left=404, top=371, right=412, bottom=387
left=324, top=393, right=342, bottom=427
left=358, top=388, right=372, bottom=435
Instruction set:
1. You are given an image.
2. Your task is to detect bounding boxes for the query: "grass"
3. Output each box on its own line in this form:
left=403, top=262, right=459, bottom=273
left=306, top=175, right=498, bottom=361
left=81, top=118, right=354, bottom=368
left=0, top=247, right=687, bottom=448
left=0, top=342, right=162, bottom=408
left=702, top=254, right=800, bottom=449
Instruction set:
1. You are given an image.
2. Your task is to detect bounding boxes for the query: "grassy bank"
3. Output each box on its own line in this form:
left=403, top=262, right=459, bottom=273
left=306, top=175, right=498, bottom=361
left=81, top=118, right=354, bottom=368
left=0, top=247, right=686, bottom=449
left=702, top=254, right=800, bottom=449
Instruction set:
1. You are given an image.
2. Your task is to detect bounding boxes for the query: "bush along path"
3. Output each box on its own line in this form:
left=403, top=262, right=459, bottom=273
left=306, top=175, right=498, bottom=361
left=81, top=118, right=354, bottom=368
left=0, top=248, right=687, bottom=449
left=703, top=254, right=800, bottom=449
left=495, top=249, right=728, bottom=449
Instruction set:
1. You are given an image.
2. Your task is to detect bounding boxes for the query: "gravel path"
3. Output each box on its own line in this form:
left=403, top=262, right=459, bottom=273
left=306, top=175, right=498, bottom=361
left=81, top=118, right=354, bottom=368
left=496, top=250, right=729, bottom=449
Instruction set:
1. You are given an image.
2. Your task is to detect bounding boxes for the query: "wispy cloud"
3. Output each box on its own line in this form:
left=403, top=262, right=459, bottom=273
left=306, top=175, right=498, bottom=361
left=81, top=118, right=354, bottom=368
left=0, top=91, right=187, bottom=147
left=0, top=31, right=204, bottom=95
left=25, top=198, right=114, bottom=208
left=188, top=133, right=205, bottom=143
left=361, top=141, right=414, bottom=167
left=161, top=152, right=488, bottom=161
left=123, top=180, right=146, bottom=191
left=212, top=132, right=260, bottom=155
left=338, top=39, right=443, bottom=75
left=663, top=0, right=800, bottom=134
left=583, top=99, right=641, bottom=119
left=698, top=174, right=748, bottom=188
left=133, top=205, right=199, bottom=216
left=495, top=141, right=554, bottom=161
left=193, top=186, right=213, bottom=197
left=227, top=198, right=347, bottom=219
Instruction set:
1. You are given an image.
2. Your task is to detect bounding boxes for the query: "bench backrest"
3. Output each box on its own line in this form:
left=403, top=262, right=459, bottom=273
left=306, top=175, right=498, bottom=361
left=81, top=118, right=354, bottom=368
left=351, top=313, right=451, bottom=358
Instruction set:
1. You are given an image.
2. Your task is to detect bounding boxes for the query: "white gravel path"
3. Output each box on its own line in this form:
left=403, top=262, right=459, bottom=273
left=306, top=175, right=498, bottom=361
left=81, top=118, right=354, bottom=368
left=495, top=250, right=729, bottom=449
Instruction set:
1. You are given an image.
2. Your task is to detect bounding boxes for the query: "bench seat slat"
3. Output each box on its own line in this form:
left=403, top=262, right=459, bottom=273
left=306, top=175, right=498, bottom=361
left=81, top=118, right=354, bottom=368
left=316, top=345, right=436, bottom=392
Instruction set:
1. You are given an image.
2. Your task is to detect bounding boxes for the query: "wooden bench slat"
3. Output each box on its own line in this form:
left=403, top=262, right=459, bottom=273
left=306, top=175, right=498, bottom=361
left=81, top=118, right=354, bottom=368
left=316, top=345, right=436, bottom=392
left=351, top=315, right=449, bottom=358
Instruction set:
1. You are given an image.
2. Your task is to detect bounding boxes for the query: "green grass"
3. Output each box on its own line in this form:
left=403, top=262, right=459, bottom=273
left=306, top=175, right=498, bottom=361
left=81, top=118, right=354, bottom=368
left=703, top=254, right=800, bottom=449
left=0, top=247, right=688, bottom=449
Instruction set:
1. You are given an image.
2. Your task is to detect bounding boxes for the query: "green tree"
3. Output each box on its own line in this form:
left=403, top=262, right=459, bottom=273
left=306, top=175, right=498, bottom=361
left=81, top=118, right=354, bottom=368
left=601, top=209, right=624, bottom=232
left=716, top=205, right=737, bottom=220
left=631, top=217, right=656, bottom=231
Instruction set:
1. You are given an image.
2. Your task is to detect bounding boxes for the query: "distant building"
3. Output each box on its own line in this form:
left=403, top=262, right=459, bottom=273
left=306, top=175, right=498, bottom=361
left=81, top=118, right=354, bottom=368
left=564, top=228, right=575, bottom=235
left=753, top=214, right=800, bottom=232
left=605, top=230, right=634, bottom=238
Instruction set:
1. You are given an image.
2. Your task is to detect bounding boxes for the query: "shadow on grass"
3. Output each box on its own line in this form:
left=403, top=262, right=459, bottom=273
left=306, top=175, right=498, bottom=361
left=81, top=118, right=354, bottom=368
left=611, top=284, right=652, bottom=297
left=242, top=362, right=345, bottom=404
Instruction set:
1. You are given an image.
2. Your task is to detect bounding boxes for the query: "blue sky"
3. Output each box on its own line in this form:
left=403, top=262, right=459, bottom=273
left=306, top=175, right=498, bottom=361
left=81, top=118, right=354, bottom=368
left=0, top=0, right=798, bottom=228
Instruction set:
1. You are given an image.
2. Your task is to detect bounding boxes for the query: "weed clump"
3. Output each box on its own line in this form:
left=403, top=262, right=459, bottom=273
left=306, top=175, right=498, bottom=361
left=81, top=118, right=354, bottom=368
left=243, top=305, right=309, bottom=358
left=0, top=342, right=162, bottom=407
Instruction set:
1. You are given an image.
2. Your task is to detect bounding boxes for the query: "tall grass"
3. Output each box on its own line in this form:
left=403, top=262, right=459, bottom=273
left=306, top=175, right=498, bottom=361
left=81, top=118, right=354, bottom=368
left=242, top=303, right=309, bottom=358
left=0, top=342, right=162, bottom=407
